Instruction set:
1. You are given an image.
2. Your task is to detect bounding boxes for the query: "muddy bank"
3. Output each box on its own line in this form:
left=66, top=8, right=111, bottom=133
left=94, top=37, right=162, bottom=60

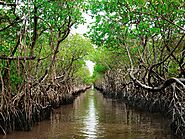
left=94, top=83, right=185, bottom=139
left=0, top=84, right=91, bottom=135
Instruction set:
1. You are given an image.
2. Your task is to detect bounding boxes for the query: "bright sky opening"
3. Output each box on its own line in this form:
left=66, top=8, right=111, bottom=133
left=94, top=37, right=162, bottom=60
left=73, top=13, right=95, bottom=76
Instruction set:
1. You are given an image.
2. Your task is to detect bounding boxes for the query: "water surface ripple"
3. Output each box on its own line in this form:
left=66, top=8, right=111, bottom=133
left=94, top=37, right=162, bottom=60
left=0, top=89, right=177, bottom=139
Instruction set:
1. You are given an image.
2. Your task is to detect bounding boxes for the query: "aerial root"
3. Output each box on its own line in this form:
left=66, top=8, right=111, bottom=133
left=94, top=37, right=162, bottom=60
left=95, top=79, right=185, bottom=138
left=0, top=84, right=90, bottom=134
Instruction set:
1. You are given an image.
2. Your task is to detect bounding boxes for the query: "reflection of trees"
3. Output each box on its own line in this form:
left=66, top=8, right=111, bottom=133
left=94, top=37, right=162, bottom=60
left=0, top=0, right=92, bottom=134
left=89, top=1, right=185, bottom=137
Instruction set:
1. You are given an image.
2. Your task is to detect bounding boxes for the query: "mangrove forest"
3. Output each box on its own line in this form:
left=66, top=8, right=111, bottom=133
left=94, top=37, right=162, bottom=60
left=0, top=0, right=185, bottom=138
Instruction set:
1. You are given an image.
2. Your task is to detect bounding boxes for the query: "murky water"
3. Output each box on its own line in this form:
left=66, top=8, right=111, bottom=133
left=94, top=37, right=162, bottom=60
left=1, top=89, right=177, bottom=139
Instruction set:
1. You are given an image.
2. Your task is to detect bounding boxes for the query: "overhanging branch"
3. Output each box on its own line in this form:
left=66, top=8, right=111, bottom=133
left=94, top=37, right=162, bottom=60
left=130, top=69, right=185, bottom=92
left=0, top=56, right=36, bottom=60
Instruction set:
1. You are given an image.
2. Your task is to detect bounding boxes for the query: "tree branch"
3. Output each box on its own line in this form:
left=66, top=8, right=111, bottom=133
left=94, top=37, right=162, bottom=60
left=0, top=56, right=36, bottom=60
left=0, top=1, right=16, bottom=6
left=130, top=68, right=185, bottom=92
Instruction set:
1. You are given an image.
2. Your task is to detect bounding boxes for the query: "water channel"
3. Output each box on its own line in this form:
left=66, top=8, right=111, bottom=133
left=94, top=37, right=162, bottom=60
left=1, top=89, right=177, bottom=139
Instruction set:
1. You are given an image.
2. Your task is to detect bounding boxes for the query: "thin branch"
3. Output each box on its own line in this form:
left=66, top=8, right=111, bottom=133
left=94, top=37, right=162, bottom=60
left=0, top=56, right=36, bottom=60
left=0, top=17, right=22, bottom=32
left=130, top=68, right=185, bottom=92
left=0, top=1, right=16, bottom=6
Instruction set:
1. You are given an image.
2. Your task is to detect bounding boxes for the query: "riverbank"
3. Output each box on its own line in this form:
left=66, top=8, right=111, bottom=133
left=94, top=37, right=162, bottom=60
left=0, top=84, right=91, bottom=135
left=0, top=89, right=177, bottom=139
left=94, top=83, right=184, bottom=139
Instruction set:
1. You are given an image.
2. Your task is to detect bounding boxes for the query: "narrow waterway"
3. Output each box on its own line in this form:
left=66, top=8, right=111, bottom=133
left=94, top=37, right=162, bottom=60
left=1, top=89, right=177, bottom=139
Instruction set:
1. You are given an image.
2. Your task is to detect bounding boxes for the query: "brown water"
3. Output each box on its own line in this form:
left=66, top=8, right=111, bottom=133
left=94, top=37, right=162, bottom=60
left=0, top=89, right=177, bottom=139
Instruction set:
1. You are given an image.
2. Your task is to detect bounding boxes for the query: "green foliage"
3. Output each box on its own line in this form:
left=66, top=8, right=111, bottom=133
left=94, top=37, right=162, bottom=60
left=59, top=34, right=93, bottom=61
left=85, top=0, right=185, bottom=85
left=90, top=63, right=108, bottom=84
left=1, top=0, right=184, bottom=94
left=94, top=64, right=108, bottom=74
left=56, top=34, right=94, bottom=84
left=75, top=66, right=92, bottom=85
left=87, top=0, right=184, bottom=46
left=0, top=0, right=93, bottom=95
left=1, top=0, right=86, bottom=57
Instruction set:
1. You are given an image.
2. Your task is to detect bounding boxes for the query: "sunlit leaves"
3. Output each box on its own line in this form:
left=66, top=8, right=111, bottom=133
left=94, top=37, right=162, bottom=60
left=86, top=0, right=184, bottom=82
left=56, top=34, right=94, bottom=84
left=87, top=0, right=184, bottom=48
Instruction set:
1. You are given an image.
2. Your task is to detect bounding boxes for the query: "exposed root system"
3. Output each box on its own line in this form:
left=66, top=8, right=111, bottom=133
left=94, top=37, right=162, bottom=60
left=95, top=74, right=185, bottom=138
left=0, top=83, right=90, bottom=135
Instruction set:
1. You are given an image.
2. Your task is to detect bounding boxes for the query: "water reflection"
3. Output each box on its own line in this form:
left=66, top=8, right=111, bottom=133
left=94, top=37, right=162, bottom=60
left=81, top=91, right=98, bottom=138
left=0, top=89, right=177, bottom=139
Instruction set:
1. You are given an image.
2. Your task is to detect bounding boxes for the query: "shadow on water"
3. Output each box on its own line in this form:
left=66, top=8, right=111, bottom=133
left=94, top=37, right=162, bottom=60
left=0, top=89, right=178, bottom=139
